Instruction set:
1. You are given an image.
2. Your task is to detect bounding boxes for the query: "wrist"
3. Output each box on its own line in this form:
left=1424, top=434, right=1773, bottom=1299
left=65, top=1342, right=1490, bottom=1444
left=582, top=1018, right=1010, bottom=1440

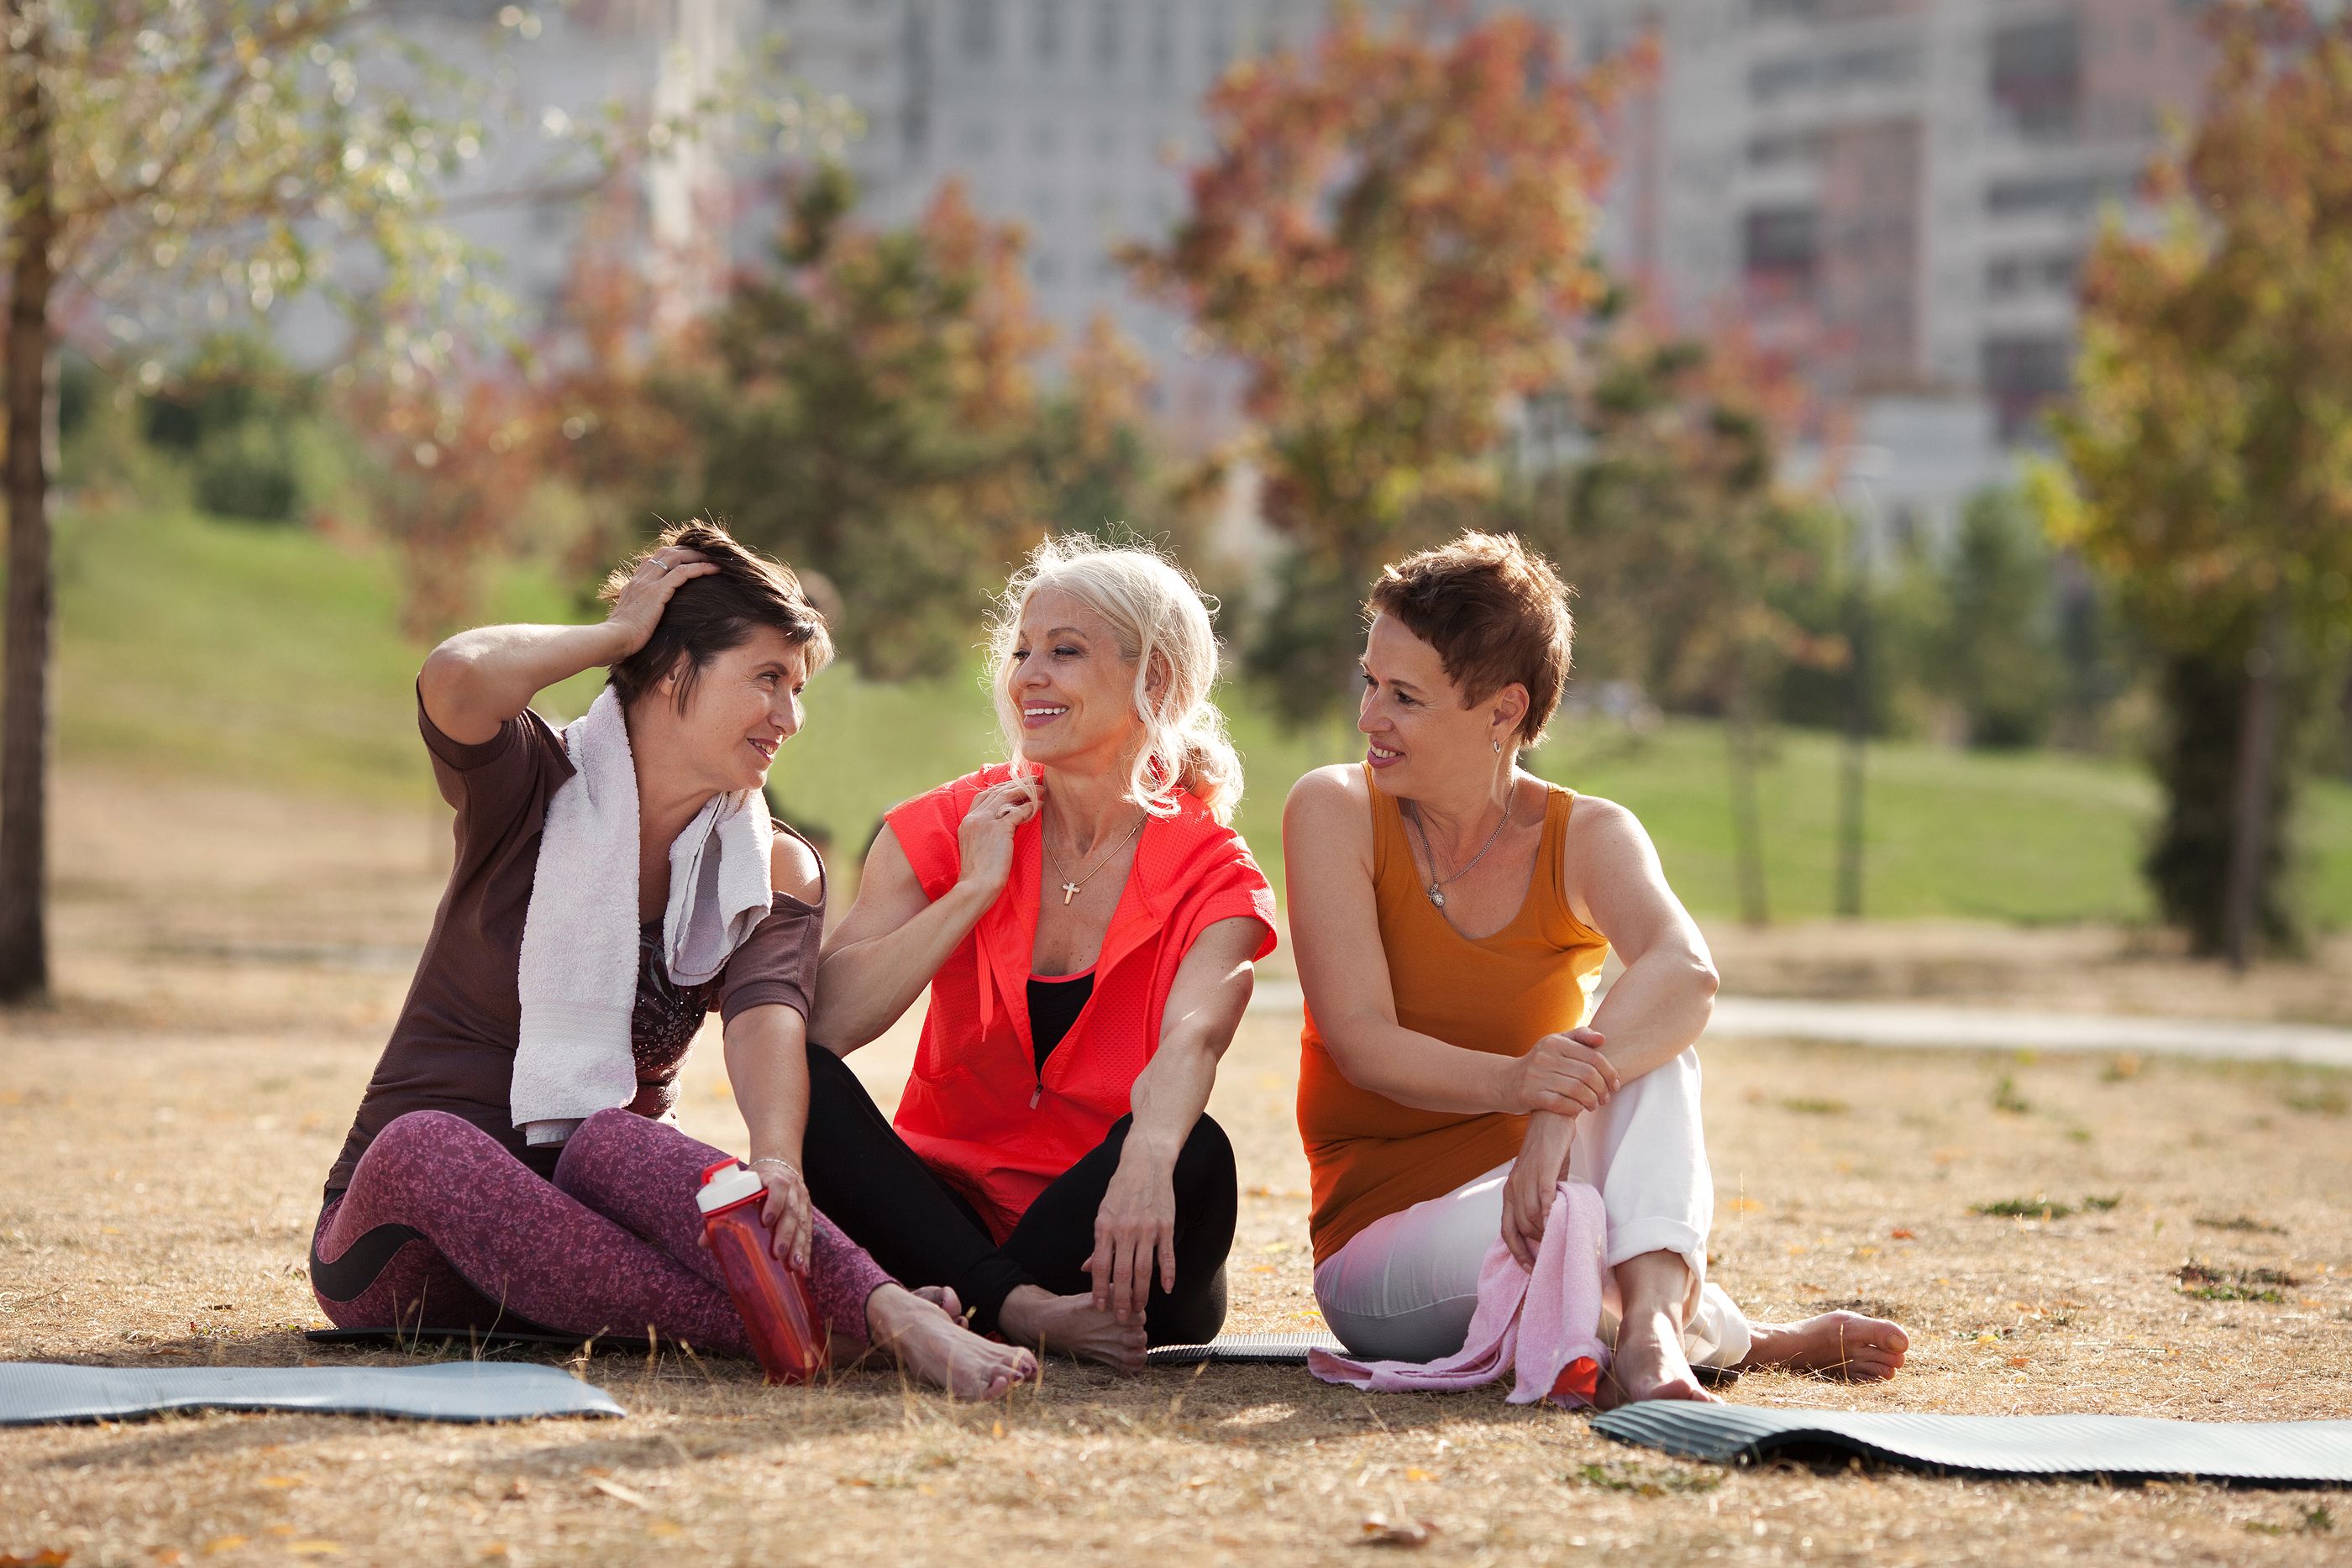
left=748, top=1141, right=803, bottom=1172
left=1119, top=1129, right=1181, bottom=1175
left=1486, top=1053, right=1529, bottom=1115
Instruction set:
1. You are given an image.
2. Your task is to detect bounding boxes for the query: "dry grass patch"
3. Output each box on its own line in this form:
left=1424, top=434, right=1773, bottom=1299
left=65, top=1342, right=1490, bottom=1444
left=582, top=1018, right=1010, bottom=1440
left=3, top=771, right=2350, bottom=1564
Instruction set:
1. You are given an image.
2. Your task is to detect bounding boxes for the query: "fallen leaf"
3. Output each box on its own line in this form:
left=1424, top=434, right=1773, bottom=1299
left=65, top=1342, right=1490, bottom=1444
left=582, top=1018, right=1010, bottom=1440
left=1357, top=1513, right=1436, bottom=1548
left=285, top=1545, right=341, bottom=1559
left=0, top=1551, right=71, bottom=1567
left=1890, top=1228, right=1916, bottom=1240
left=202, top=1539, right=248, bottom=1556
left=2008, top=1356, right=2031, bottom=1368
left=990, top=1419, right=1005, bottom=1439
left=503, top=1476, right=529, bottom=1502
left=647, top=1522, right=684, bottom=1539
left=257, top=1475, right=302, bottom=1490
left=585, top=1477, right=649, bottom=1510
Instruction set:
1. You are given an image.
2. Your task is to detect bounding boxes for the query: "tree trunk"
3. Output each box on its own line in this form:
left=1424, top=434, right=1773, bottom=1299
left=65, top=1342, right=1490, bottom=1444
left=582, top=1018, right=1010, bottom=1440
left=0, top=0, right=56, bottom=1004
left=2221, top=598, right=2287, bottom=971
left=1724, top=675, right=1770, bottom=928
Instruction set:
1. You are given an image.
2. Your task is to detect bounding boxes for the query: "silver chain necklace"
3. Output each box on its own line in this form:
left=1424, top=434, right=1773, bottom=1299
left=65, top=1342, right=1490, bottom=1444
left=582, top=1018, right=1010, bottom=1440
left=1402, top=796, right=1513, bottom=910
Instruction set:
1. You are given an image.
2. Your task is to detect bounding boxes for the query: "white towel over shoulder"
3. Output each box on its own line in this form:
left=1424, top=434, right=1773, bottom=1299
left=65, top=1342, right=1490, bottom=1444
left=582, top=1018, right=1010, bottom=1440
left=512, top=686, right=774, bottom=1146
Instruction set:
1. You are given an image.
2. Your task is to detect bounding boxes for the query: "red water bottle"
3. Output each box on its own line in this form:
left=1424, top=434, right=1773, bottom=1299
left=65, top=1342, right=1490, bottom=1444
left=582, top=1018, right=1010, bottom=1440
left=696, top=1159, right=823, bottom=1385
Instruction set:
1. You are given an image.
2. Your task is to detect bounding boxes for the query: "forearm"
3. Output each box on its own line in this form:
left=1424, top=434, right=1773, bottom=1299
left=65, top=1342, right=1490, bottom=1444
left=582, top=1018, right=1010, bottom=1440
left=724, top=1007, right=812, bottom=1167
left=1584, top=945, right=1717, bottom=1083
left=1321, top=1018, right=1521, bottom=1115
left=422, top=621, right=628, bottom=729
left=810, top=880, right=995, bottom=1051
left=1124, top=1034, right=1221, bottom=1169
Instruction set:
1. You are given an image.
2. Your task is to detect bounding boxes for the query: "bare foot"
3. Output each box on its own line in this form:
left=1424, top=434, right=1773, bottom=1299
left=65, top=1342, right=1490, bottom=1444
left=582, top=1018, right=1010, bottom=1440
left=864, top=1285, right=1040, bottom=1400
left=1597, top=1307, right=1725, bottom=1410
left=997, top=1286, right=1148, bottom=1374
left=1741, top=1311, right=1909, bottom=1382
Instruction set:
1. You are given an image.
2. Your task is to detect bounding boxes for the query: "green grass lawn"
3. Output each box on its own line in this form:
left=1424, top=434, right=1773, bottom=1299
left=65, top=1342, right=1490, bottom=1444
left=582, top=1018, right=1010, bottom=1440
left=44, top=505, right=2352, bottom=928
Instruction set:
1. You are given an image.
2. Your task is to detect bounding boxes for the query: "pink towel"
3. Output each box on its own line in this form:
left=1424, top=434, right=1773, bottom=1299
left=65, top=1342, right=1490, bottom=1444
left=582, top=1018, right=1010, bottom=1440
left=1308, top=1180, right=1609, bottom=1408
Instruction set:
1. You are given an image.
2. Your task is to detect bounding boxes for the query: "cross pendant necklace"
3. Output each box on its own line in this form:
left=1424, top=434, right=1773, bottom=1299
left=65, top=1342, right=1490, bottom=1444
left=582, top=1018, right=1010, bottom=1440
left=1048, top=813, right=1147, bottom=907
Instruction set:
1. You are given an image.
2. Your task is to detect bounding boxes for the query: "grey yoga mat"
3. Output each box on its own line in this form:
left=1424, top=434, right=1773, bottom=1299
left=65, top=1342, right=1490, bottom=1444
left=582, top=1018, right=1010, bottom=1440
left=0, top=1361, right=625, bottom=1427
left=1593, top=1403, right=2352, bottom=1485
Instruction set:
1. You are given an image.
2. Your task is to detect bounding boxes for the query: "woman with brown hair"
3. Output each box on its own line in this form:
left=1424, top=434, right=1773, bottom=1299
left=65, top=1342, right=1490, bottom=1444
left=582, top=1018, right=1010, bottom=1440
left=1284, top=532, right=1908, bottom=1405
left=309, top=522, right=1036, bottom=1399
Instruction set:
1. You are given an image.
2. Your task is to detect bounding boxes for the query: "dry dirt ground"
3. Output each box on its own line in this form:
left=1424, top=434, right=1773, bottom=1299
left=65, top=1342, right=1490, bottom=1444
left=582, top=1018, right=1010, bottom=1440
left=2, top=768, right=2349, bottom=1566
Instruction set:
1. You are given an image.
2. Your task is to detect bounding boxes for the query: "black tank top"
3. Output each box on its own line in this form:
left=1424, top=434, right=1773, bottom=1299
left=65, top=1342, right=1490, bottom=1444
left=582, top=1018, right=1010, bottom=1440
left=1026, top=972, right=1095, bottom=1073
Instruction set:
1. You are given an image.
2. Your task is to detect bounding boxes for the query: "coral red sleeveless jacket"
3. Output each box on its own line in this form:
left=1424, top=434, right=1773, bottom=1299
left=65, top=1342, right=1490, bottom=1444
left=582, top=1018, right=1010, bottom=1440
left=884, top=764, right=1278, bottom=1240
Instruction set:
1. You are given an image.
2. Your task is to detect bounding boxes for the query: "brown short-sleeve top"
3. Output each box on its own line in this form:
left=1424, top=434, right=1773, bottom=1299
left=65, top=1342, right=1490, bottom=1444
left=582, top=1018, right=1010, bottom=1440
left=322, top=690, right=823, bottom=1198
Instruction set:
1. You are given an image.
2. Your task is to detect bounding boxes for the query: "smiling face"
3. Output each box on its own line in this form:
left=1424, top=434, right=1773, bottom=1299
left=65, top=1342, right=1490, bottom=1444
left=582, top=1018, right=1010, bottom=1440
left=644, top=623, right=811, bottom=797
left=1005, top=586, right=1148, bottom=776
left=1357, top=611, right=1524, bottom=800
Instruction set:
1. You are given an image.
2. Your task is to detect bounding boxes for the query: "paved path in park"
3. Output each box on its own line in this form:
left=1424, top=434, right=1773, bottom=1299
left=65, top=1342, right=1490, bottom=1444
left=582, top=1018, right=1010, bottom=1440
left=1244, top=982, right=2352, bottom=1071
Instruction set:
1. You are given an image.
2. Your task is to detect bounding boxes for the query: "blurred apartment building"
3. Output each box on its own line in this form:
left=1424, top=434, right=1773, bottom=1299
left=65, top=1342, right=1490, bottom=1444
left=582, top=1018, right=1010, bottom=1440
left=389, top=0, right=2215, bottom=538
left=771, top=0, right=2213, bottom=538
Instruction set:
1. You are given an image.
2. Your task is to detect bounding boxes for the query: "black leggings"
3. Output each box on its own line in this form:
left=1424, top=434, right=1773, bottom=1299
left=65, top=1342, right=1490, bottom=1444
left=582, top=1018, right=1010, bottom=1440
left=801, top=1041, right=1236, bottom=1345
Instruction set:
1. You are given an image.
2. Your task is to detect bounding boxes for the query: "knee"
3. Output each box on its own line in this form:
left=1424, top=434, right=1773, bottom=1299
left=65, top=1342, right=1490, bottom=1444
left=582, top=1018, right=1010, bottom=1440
left=1173, top=1114, right=1236, bottom=1196
left=553, top=1107, right=645, bottom=1183
left=367, top=1109, right=478, bottom=1166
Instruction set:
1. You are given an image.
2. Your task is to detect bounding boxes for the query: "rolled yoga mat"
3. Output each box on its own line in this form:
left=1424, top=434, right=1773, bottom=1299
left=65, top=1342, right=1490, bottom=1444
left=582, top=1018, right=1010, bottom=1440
left=0, top=1361, right=625, bottom=1427
left=1145, top=1332, right=1738, bottom=1385
left=1593, top=1403, right=2352, bottom=1485
left=1147, top=1329, right=1347, bottom=1366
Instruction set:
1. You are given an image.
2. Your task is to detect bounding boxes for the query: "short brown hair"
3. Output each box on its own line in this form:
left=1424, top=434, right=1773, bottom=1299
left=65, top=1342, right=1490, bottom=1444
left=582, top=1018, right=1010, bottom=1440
left=601, top=520, right=832, bottom=711
left=1365, top=532, right=1573, bottom=746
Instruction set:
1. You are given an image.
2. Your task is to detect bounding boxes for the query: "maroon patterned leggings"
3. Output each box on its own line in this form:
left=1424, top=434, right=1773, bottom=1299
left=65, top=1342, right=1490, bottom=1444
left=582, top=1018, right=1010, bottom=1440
left=310, top=1108, right=892, bottom=1355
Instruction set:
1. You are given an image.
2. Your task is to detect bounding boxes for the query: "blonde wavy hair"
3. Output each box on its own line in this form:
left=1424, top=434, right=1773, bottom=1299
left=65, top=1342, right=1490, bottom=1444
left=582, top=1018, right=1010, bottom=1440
left=986, top=537, right=1244, bottom=825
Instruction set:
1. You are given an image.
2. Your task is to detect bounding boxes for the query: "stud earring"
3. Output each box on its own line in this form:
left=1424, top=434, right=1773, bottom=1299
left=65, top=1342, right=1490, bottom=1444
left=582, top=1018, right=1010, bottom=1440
left=1492, top=737, right=1504, bottom=754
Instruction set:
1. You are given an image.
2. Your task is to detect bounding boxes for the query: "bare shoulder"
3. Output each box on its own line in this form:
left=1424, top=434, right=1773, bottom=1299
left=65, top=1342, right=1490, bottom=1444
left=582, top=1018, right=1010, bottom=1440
left=1284, top=763, right=1371, bottom=824
left=769, top=826, right=826, bottom=905
left=1562, top=792, right=1660, bottom=864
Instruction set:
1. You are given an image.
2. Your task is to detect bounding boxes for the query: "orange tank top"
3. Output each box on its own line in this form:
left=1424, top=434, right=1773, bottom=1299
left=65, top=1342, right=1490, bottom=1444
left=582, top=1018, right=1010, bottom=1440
left=1297, top=771, right=1609, bottom=1264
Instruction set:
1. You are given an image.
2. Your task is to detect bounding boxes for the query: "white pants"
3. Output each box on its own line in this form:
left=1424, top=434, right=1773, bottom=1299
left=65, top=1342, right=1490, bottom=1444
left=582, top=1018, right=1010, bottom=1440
left=1313, top=1046, right=1752, bottom=1368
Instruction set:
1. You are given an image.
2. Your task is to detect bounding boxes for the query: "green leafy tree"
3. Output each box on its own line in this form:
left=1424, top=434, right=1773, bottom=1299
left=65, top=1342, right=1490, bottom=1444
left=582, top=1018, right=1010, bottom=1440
left=643, top=166, right=1054, bottom=679
left=1126, top=3, right=1635, bottom=716
left=0, top=0, right=795, bottom=999
left=2040, top=0, right=2352, bottom=962
left=1528, top=323, right=1840, bottom=926
left=1936, top=487, right=2065, bottom=750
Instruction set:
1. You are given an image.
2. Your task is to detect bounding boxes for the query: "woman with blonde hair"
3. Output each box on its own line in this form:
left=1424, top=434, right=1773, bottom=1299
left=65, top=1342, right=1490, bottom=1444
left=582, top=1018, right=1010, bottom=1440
left=801, top=537, right=1276, bottom=1371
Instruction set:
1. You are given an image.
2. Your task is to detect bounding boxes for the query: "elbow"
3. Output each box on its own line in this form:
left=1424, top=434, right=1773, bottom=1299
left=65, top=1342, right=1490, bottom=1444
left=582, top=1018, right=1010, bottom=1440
left=1688, top=954, right=1720, bottom=1015
left=418, top=640, right=480, bottom=706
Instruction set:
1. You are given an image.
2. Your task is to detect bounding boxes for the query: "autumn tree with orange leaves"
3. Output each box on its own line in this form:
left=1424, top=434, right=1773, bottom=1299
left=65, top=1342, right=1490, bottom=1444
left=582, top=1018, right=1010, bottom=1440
left=2041, top=0, right=2352, bottom=963
left=1127, top=4, right=1637, bottom=715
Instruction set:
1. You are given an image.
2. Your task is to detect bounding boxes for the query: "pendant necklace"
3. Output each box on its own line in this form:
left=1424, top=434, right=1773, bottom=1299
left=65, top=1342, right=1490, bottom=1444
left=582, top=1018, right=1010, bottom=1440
left=1403, top=796, right=1513, bottom=910
left=1048, top=811, right=1147, bottom=905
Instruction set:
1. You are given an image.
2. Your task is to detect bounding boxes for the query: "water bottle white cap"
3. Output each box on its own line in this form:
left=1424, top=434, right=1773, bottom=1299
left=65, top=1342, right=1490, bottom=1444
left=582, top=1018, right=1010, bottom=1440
left=696, top=1161, right=764, bottom=1214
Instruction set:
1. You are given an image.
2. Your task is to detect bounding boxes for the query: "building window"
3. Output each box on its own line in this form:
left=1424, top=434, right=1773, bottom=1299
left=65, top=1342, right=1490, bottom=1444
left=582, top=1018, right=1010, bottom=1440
left=959, top=0, right=1000, bottom=63
left=1742, top=204, right=1819, bottom=300
left=1205, top=1, right=1231, bottom=75
left=1149, top=2, right=1174, bottom=78
left=1093, top=0, right=1122, bottom=71
left=1989, top=18, right=2082, bottom=138
left=1746, top=128, right=1824, bottom=168
left=1982, top=334, right=2073, bottom=443
left=1032, top=0, right=1061, bottom=64
left=1985, top=172, right=2124, bottom=218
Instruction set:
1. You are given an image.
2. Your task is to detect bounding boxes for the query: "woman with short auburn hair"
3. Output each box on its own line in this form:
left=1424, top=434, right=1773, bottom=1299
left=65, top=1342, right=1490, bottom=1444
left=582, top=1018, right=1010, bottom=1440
left=1284, top=531, right=1909, bottom=1404
left=801, top=537, right=1275, bottom=1372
